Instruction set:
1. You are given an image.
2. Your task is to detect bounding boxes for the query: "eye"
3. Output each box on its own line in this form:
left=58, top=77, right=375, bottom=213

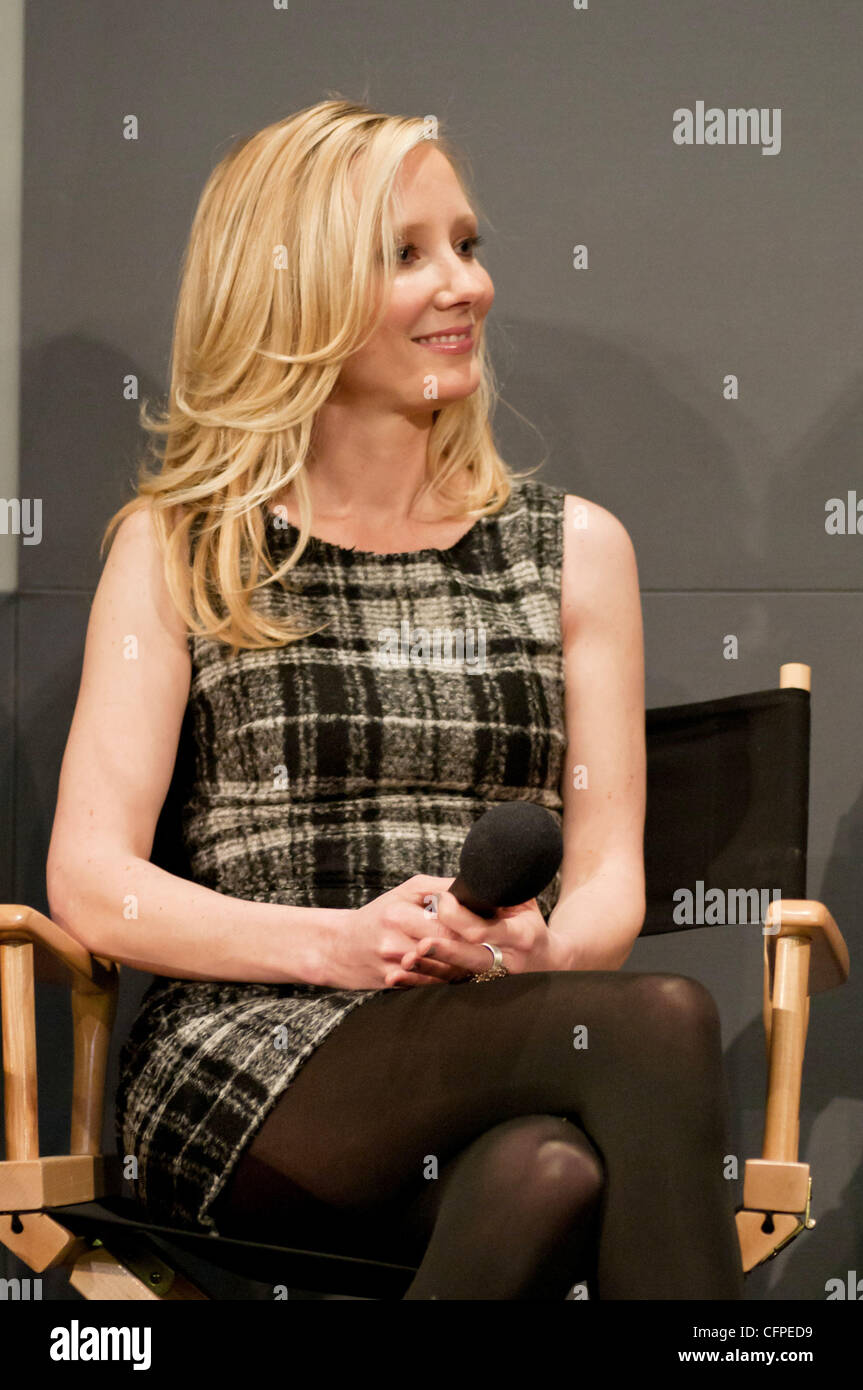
left=395, top=234, right=485, bottom=265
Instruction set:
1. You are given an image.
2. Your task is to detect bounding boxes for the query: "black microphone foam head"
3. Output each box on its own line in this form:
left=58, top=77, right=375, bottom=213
left=458, top=801, right=563, bottom=909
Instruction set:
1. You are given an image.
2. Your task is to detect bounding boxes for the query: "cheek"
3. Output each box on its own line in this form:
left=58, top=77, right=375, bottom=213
left=385, top=282, right=426, bottom=337
left=338, top=328, right=411, bottom=391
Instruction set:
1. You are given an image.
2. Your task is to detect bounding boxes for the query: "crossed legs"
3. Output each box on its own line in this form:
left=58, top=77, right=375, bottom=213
left=212, top=970, right=745, bottom=1300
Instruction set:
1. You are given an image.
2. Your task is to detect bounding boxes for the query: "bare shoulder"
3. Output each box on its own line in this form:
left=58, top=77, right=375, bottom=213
left=560, top=493, right=639, bottom=638
left=102, top=503, right=190, bottom=650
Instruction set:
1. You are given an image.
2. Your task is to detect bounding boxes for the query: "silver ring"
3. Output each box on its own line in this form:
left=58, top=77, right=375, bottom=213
left=469, top=941, right=508, bottom=983
left=480, top=942, right=503, bottom=968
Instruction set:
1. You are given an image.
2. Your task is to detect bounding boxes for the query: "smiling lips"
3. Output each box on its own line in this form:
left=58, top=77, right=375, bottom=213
left=411, top=326, right=475, bottom=354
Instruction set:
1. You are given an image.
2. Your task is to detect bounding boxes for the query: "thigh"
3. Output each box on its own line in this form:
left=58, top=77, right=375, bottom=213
left=214, top=969, right=717, bottom=1241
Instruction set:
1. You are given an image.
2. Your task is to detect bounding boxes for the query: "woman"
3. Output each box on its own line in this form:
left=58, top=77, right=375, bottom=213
left=46, top=98, right=744, bottom=1300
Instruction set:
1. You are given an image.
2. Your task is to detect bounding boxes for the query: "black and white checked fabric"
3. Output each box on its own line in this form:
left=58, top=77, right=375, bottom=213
left=115, top=476, right=568, bottom=1233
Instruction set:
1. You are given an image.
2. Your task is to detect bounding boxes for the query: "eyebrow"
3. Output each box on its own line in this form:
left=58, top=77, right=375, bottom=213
left=396, top=212, right=479, bottom=235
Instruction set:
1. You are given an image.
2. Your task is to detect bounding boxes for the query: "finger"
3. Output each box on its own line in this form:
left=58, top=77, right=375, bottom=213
left=436, top=894, right=537, bottom=947
left=399, top=950, right=470, bottom=982
left=405, top=875, right=459, bottom=896
left=394, top=898, right=463, bottom=944
left=433, top=891, right=506, bottom=943
left=385, top=967, right=448, bottom=988
left=404, top=936, right=493, bottom=976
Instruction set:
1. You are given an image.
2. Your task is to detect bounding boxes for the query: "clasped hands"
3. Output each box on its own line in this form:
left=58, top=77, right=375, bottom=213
left=389, top=877, right=568, bottom=988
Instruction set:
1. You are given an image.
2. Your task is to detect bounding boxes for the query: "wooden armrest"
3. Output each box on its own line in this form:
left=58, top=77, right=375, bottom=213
left=762, top=898, right=849, bottom=996
left=0, top=903, right=119, bottom=1176
left=0, top=903, right=116, bottom=992
left=737, top=895, right=850, bottom=1270
left=757, top=897, right=850, bottom=1174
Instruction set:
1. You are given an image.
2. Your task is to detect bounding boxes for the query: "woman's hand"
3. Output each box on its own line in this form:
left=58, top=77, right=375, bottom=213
left=395, top=890, right=570, bottom=984
left=323, top=875, right=506, bottom=990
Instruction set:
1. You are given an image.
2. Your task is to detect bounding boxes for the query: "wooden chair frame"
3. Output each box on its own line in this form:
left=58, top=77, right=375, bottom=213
left=0, top=662, right=851, bottom=1298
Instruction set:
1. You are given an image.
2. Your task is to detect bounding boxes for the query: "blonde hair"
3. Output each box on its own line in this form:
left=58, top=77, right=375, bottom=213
left=100, top=97, right=539, bottom=653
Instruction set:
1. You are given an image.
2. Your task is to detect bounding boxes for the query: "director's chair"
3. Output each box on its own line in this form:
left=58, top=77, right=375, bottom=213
left=0, top=662, right=850, bottom=1298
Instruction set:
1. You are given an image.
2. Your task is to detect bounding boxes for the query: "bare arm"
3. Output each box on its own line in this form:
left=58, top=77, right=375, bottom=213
left=547, top=495, right=647, bottom=970
left=45, top=505, right=337, bottom=985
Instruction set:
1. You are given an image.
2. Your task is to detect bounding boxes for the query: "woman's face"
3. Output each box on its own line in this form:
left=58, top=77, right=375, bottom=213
left=335, top=144, right=494, bottom=413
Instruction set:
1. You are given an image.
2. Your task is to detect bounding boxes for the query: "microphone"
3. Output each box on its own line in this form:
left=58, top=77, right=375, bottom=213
left=447, top=801, right=563, bottom=919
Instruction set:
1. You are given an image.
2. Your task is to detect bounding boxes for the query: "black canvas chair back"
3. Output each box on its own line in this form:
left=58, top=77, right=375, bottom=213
left=149, top=703, right=197, bottom=882
left=642, top=686, right=809, bottom=936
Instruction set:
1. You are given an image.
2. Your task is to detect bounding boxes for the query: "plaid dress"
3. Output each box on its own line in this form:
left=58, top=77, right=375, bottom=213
left=115, top=476, right=568, bottom=1234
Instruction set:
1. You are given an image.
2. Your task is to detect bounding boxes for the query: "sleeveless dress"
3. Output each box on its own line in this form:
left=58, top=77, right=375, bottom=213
left=114, top=475, right=569, bottom=1235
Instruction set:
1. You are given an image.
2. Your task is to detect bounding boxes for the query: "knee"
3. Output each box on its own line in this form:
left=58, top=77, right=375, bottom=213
left=627, top=973, right=722, bottom=1050
left=488, top=1116, right=605, bottom=1216
left=535, top=1131, right=605, bottom=1217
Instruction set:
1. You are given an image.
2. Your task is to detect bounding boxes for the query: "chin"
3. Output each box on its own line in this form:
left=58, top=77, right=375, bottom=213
left=428, top=367, right=482, bottom=398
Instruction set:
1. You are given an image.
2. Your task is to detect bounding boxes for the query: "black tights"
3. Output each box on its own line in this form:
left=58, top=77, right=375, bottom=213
left=212, top=970, right=745, bottom=1300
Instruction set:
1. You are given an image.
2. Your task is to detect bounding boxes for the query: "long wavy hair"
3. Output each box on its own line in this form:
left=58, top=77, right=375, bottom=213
left=100, top=97, right=538, bottom=653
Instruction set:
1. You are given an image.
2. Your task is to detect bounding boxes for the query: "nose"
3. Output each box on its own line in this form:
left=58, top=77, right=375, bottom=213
left=431, top=247, right=487, bottom=309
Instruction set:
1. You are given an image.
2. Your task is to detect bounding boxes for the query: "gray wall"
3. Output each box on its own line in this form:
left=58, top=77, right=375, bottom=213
left=2, top=0, right=860, bottom=1301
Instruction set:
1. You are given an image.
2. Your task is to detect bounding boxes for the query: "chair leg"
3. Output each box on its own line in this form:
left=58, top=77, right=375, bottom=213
left=736, top=1173, right=816, bottom=1273
left=736, top=1208, right=807, bottom=1273
left=0, top=1209, right=210, bottom=1300
left=68, top=1240, right=210, bottom=1300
